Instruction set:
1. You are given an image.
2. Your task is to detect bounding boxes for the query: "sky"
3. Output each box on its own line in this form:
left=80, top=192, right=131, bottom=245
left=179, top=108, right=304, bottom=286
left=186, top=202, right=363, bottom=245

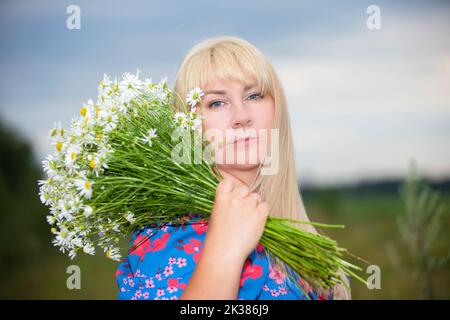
left=0, top=0, right=449, bottom=186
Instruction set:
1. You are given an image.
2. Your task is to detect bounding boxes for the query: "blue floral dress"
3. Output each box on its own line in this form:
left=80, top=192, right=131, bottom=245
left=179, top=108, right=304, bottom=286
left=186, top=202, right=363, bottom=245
left=115, top=213, right=334, bottom=300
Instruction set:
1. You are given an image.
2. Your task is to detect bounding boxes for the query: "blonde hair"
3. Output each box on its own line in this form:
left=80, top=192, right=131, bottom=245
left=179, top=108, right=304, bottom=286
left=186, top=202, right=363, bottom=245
left=172, top=35, right=351, bottom=299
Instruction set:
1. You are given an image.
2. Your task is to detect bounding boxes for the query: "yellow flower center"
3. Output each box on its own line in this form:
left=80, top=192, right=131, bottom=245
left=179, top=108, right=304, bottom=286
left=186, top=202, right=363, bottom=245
left=85, top=180, right=91, bottom=190
left=71, top=151, right=76, bottom=160
left=80, top=107, right=87, bottom=117
left=89, top=158, right=95, bottom=169
left=56, top=141, right=63, bottom=152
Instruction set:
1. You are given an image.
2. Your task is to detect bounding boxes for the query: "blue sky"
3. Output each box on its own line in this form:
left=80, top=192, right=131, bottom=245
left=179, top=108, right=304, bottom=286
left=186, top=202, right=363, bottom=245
left=1, top=0, right=449, bottom=186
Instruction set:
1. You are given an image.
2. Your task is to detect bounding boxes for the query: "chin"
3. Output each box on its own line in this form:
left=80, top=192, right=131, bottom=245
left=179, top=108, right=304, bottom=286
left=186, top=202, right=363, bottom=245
left=216, top=163, right=261, bottom=172
left=215, top=145, right=262, bottom=166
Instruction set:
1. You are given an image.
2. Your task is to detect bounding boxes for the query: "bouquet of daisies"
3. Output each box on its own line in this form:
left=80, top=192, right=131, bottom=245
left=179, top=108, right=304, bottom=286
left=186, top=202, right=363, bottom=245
left=39, top=70, right=364, bottom=290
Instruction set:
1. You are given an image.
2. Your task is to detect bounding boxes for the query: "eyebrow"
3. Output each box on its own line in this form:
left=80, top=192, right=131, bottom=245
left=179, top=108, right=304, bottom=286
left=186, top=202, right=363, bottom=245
left=204, top=84, right=257, bottom=96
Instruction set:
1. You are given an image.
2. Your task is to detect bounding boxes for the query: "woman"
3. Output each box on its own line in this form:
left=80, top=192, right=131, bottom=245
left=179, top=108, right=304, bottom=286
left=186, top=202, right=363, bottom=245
left=115, top=36, right=351, bottom=300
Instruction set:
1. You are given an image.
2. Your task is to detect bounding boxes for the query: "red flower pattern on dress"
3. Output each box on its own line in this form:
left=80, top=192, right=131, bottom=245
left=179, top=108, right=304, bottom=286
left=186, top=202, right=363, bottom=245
left=130, top=232, right=171, bottom=261
left=167, top=278, right=187, bottom=290
left=268, top=263, right=287, bottom=284
left=191, top=219, right=208, bottom=235
left=240, top=259, right=263, bottom=287
left=257, top=243, right=264, bottom=253
left=115, top=269, right=124, bottom=279
left=182, top=238, right=203, bottom=262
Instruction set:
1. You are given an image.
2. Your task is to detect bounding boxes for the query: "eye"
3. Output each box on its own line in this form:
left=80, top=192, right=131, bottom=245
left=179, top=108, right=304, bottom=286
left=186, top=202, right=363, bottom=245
left=247, top=92, right=263, bottom=101
left=208, top=100, right=225, bottom=108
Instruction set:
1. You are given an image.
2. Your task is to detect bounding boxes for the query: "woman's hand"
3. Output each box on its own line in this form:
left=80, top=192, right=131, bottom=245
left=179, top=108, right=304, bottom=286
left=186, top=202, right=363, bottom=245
left=203, top=170, right=270, bottom=264
left=180, top=170, right=269, bottom=299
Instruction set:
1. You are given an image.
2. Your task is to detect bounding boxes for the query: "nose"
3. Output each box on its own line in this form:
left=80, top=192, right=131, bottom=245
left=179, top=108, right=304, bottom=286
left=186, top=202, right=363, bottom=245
left=231, top=102, right=253, bottom=129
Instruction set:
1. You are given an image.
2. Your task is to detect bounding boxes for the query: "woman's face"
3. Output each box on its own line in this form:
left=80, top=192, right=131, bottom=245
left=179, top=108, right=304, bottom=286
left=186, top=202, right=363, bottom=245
left=199, top=77, right=275, bottom=177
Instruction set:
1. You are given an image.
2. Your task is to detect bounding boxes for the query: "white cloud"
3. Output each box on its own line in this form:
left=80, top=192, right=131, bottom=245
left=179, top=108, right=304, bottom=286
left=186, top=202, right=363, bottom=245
left=271, top=9, right=450, bottom=185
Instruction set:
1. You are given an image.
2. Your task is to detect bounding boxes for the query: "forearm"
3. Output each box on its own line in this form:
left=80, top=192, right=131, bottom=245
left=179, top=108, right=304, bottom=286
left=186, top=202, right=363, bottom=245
left=180, top=242, right=245, bottom=300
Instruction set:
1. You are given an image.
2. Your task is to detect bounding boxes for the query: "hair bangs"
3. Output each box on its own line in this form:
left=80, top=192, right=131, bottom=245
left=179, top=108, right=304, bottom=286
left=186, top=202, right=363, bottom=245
left=186, top=42, right=273, bottom=98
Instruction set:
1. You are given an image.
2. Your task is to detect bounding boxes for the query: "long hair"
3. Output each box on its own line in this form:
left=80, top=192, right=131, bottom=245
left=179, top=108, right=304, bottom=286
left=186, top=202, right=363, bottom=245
left=172, top=35, right=351, bottom=299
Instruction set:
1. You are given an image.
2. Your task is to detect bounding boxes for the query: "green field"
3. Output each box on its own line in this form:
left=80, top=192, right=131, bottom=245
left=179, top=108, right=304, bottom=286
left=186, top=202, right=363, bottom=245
left=1, top=122, right=448, bottom=299
left=303, top=187, right=450, bottom=299
left=1, top=188, right=448, bottom=299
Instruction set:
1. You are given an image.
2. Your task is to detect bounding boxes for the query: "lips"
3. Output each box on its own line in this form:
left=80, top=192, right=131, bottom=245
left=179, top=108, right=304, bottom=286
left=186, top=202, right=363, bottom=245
left=225, top=130, right=259, bottom=145
left=233, top=136, right=257, bottom=144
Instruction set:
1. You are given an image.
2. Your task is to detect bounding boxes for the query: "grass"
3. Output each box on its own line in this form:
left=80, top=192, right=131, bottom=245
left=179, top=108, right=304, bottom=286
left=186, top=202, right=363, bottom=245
left=303, top=188, right=450, bottom=299
left=0, top=188, right=448, bottom=299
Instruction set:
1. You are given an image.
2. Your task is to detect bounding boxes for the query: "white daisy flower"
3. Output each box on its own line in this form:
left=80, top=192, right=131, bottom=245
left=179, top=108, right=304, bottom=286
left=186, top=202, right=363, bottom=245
left=46, top=215, right=56, bottom=225
left=143, top=78, right=154, bottom=92
left=98, top=73, right=112, bottom=94
left=83, top=243, right=95, bottom=255
left=119, top=70, right=144, bottom=92
left=71, top=237, right=83, bottom=248
left=67, top=194, right=82, bottom=210
left=53, top=228, right=73, bottom=249
left=116, top=100, right=129, bottom=114
left=102, top=113, right=119, bottom=132
left=70, top=117, right=84, bottom=138
left=68, top=250, right=77, bottom=260
left=191, top=117, right=203, bottom=131
left=49, top=121, right=65, bottom=141
left=106, top=247, right=121, bottom=261
left=79, top=99, right=95, bottom=118
left=65, top=144, right=81, bottom=167
left=57, top=199, right=75, bottom=221
left=74, top=177, right=93, bottom=199
left=125, top=212, right=136, bottom=224
left=112, top=223, right=121, bottom=233
left=83, top=205, right=93, bottom=218
left=87, top=151, right=109, bottom=177
left=174, top=112, right=189, bottom=129
left=186, top=86, right=204, bottom=108
left=52, top=140, right=64, bottom=153
left=97, top=148, right=110, bottom=169
left=96, top=106, right=118, bottom=131
left=158, top=76, right=168, bottom=91
left=38, top=181, right=52, bottom=205
left=42, top=154, right=59, bottom=178
left=140, top=128, right=157, bottom=147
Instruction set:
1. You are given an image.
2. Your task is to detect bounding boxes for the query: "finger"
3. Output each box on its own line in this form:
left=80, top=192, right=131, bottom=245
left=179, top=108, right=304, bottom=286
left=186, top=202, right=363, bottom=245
left=216, top=175, right=234, bottom=194
left=219, top=169, right=248, bottom=189
left=233, top=186, right=250, bottom=198
left=256, top=201, right=270, bottom=216
left=248, top=192, right=261, bottom=204
left=245, top=192, right=261, bottom=207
